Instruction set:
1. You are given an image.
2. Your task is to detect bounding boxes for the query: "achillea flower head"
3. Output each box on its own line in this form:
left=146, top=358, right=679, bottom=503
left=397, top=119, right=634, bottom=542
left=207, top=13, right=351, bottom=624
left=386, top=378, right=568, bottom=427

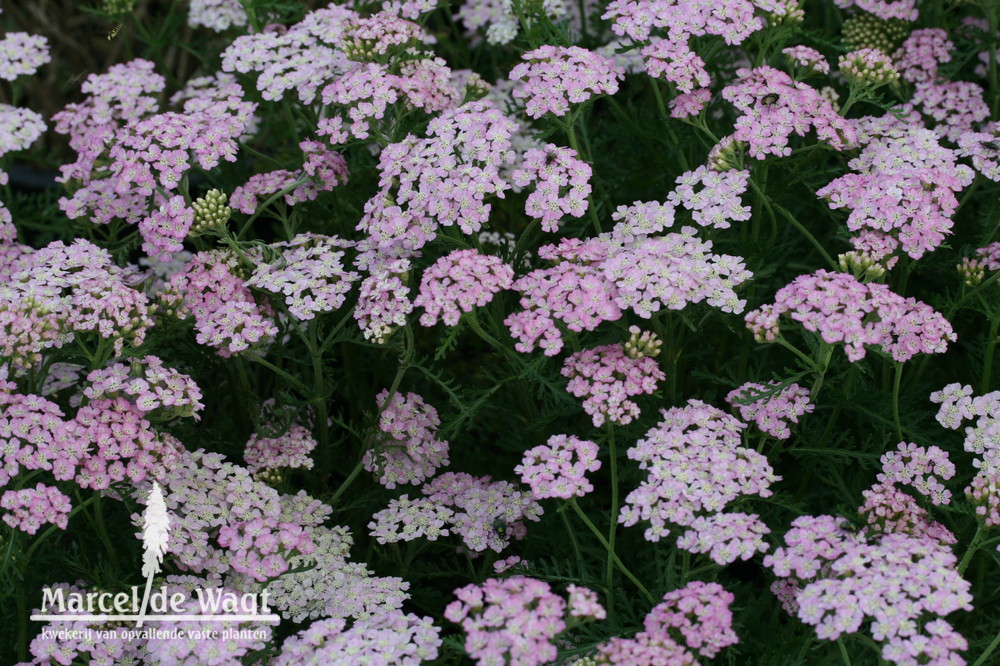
left=667, top=166, right=752, bottom=229
left=765, top=515, right=972, bottom=664
left=721, top=66, right=856, bottom=159
left=246, top=233, right=359, bottom=321
left=892, top=28, right=953, bottom=84
left=727, top=381, right=813, bottom=439
left=167, top=250, right=277, bottom=357
left=512, top=144, right=593, bottom=232
left=510, top=45, right=624, bottom=118
left=444, top=576, right=570, bottom=665
left=355, top=259, right=413, bottom=343
left=67, top=398, right=183, bottom=490
left=1, top=484, right=71, bottom=535
left=139, top=195, right=194, bottom=261
left=832, top=0, right=917, bottom=21
left=641, top=40, right=711, bottom=93
left=422, top=472, right=543, bottom=553
left=413, top=249, right=513, bottom=327
left=368, top=495, right=454, bottom=543
left=244, top=425, right=317, bottom=474
left=83, top=355, right=205, bottom=420
left=0, top=32, right=50, bottom=81
left=275, top=611, right=441, bottom=665
left=782, top=45, right=830, bottom=75
left=745, top=270, right=955, bottom=363
left=516, top=434, right=601, bottom=499
left=561, top=342, right=665, bottom=427
left=188, top=0, right=247, bottom=31
left=620, top=400, right=778, bottom=544
left=363, top=389, right=449, bottom=488
left=0, top=388, right=82, bottom=487
left=593, top=581, right=738, bottom=663
left=876, top=442, right=955, bottom=505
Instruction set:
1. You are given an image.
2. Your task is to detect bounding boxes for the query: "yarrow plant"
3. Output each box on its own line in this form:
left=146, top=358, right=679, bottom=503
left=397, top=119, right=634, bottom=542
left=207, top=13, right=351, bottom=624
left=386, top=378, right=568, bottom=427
left=8, top=2, right=1000, bottom=665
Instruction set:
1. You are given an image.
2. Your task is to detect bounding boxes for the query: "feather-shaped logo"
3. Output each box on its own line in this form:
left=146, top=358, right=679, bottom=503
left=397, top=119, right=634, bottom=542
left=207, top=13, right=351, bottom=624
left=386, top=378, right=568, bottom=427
left=136, top=481, right=169, bottom=627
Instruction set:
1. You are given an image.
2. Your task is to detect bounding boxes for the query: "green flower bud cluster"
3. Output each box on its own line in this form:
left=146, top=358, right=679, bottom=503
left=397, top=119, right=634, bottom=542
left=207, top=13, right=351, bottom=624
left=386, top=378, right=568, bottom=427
left=842, top=14, right=910, bottom=54
left=838, top=250, right=887, bottom=283
left=189, top=189, right=231, bottom=237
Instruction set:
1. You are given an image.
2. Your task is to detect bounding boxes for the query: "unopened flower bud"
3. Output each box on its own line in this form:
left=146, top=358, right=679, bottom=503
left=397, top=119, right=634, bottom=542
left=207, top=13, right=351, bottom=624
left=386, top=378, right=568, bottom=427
left=958, top=257, right=986, bottom=287
left=189, top=189, right=231, bottom=237
left=625, top=325, right=662, bottom=359
left=840, top=48, right=899, bottom=89
left=838, top=250, right=886, bottom=282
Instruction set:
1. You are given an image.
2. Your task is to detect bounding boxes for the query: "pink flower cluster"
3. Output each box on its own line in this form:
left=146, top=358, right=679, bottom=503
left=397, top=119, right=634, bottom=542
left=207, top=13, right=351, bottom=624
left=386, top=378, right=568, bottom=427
left=0, top=384, right=88, bottom=489
left=275, top=611, right=441, bottom=665
left=721, top=66, right=855, bottom=159
left=782, top=45, right=830, bottom=75
left=0, top=31, right=50, bottom=80
left=620, top=400, right=776, bottom=563
left=368, top=494, right=454, bottom=544
left=642, top=40, right=710, bottom=93
left=513, top=144, right=593, bottom=232
left=506, top=228, right=751, bottom=354
left=414, top=249, right=514, bottom=327
left=422, top=472, right=543, bottom=552
left=911, top=80, right=990, bottom=143
left=876, top=442, right=955, bottom=506
left=245, top=233, right=359, bottom=321
left=221, top=6, right=354, bottom=104
left=819, top=121, right=973, bottom=261
left=217, top=516, right=315, bottom=582
left=667, top=166, right=752, bottom=229
left=766, top=515, right=971, bottom=665
left=244, top=425, right=317, bottom=474
left=561, top=342, right=665, bottom=427
left=355, top=259, right=413, bottom=343
left=726, top=381, right=813, bottom=439
left=833, top=0, right=917, bottom=21
left=1, top=483, right=71, bottom=534
left=67, top=398, right=181, bottom=491
left=859, top=481, right=956, bottom=546
left=515, top=434, right=601, bottom=499
left=363, top=389, right=450, bottom=488
left=446, top=576, right=602, bottom=665
left=930, top=384, right=1000, bottom=474
left=745, top=270, right=955, bottom=363
left=83, top=355, right=205, bottom=420
left=603, top=0, right=769, bottom=44
left=357, top=100, right=515, bottom=266
left=892, top=29, right=953, bottom=84
left=958, top=123, right=1000, bottom=182
left=510, top=46, right=624, bottom=118
left=595, top=581, right=738, bottom=663
left=166, top=250, right=277, bottom=356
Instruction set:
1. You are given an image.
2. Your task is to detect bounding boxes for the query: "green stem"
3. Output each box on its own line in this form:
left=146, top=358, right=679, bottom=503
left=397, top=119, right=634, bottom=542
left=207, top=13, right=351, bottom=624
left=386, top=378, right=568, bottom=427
left=981, top=305, right=1000, bottom=394
left=329, top=460, right=365, bottom=507
left=972, top=627, right=1000, bottom=666
left=305, top=321, right=331, bottom=476
left=892, top=361, right=904, bottom=442
left=569, top=500, right=655, bottom=606
left=838, top=638, right=853, bottom=666
left=564, top=118, right=603, bottom=234
left=92, top=492, right=120, bottom=572
left=775, top=336, right=821, bottom=371
left=560, top=509, right=583, bottom=571
left=810, top=343, right=835, bottom=399
left=771, top=201, right=838, bottom=270
left=606, top=426, right=620, bottom=611
left=959, top=524, right=985, bottom=576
